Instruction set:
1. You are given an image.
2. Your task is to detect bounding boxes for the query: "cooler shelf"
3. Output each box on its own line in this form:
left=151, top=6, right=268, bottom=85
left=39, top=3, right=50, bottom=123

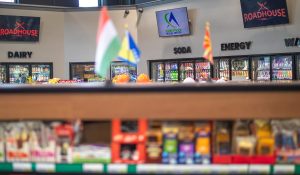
left=0, top=162, right=299, bottom=174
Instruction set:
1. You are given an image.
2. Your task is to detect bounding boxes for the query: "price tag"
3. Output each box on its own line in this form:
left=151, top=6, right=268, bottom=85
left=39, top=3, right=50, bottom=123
left=13, top=163, right=32, bottom=172
left=36, top=163, right=55, bottom=173
left=211, top=165, right=229, bottom=174
left=249, top=165, right=270, bottom=174
left=83, top=164, right=104, bottom=173
left=173, top=165, right=193, bottom=174
left=229, top=164, right=248, bottom=174
left=107, top=164, right=127, bottom=174
left=190, top=165, right=212, bottom=174
left=136, top=164, right=157, bottom=174
left=273, top=165, right=295, bottom=174
left=156, top=164, right=175, bottom=174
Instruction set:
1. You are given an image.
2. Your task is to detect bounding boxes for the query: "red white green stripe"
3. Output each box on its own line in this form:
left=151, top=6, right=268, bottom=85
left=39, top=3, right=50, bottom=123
left=95, top=6, right=121, bottom=77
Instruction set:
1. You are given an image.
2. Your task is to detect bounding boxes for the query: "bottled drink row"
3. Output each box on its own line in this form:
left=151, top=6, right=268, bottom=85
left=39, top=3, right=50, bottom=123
left=32, top=67, right=49, bottom=73
left=273, top=71, right=292, bottom=80
left=232, top=71, right=248, bottom=77
left=219, top=60, right=229, bottom=70
left=195, top=62, right=210, bottom=70
left=232, top=60, right=248, bottom=71
left=258, top=60, right=270, bottom=69
left=181, top=71, right=194, bottom=80
left=257, top=71, right=270, bottom=80
left=220, top=71, right=229, bottom=79
left=32, top=74, right=49, bottom=81
left=9, top=66, right=28, bottom=73
left=165, top=71, right=178, bottom=81
left=272, top=58, right=292, bottom=68
left=196, top=70, right=210, bottom=79
left=165, top=63, right=178, bottom=70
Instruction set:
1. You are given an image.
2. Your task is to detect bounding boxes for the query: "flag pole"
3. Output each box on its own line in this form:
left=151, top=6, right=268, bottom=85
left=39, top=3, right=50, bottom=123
left=125, top=24, right=130, bottom=79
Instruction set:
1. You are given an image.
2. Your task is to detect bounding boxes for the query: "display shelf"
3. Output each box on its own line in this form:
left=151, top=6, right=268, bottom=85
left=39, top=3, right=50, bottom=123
left=0, top=162, right=300, bottom=174
left=0, top=83, right=299, bottom=120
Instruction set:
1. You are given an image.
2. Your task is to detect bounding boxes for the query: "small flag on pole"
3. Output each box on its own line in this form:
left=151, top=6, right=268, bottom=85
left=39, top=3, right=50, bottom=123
left=95, top=6, right=121, bottom=78
left=203, top=22, right=214, bottom=65
left=118, top=24, right=141, bottom=66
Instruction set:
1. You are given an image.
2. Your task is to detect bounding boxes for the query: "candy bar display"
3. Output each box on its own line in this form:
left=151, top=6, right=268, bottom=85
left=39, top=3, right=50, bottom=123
left=111, top=119, right=147, bottom=164
left=146, top=121, right=162, bottom=163
left=162, top=121, right=179, bottom=164
left=0, top=124, right=4, bottom=162
left=73, top=144, right=111, bottom=163
left=194, top=122, right=211, bottom=164
left=178, top=122, right=195, bottom=164
left=5, top=122, right=30, bottom=162
left=212, top=121, right=232, bottom=164
left=55, top=125, right=74, bottom=163
left=28, top=121, right=59, bottom=163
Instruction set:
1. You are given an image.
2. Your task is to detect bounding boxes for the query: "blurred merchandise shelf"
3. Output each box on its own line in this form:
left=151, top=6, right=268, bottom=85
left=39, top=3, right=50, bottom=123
left=0, top=162, right=299, bottom=174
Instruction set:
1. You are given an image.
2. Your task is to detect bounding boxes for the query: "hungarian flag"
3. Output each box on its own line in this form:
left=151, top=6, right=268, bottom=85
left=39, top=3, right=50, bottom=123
left=95, top=6, right=121, bottom=78
left=203, top=22, right=214, bottom=65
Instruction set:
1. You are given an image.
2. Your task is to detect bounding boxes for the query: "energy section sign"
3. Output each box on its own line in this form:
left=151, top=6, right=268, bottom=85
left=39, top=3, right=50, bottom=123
left=0, top=15, right=40, bottom=41
left=240, top=0, right=289, bottom=28
left=156, top=7, right=190, bottom=37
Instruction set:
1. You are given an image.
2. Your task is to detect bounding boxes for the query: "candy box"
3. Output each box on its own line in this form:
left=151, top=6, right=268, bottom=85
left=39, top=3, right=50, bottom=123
left=146, top=121, right=162, bottom=163
left=73, top=144, right=111, bottom=163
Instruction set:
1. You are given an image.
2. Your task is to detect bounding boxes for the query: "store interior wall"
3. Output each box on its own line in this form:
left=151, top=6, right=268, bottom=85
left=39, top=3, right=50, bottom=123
left=137, top=0, right=300, bottom=75
left=64, top=9, right=138, bottom=79
left=0, top=8, right=65, bottom=79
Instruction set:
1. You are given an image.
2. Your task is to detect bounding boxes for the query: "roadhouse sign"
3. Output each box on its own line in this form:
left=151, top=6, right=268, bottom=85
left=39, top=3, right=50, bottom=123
left=240, top=0, right=289, bottom=28
left=0, top=15, right=40, bottom=41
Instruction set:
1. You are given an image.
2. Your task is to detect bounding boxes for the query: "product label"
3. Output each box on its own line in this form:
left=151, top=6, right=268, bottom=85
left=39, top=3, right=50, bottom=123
left=8, top=151, right=28, bottom=158
left=32, top=151, right=54, bottom=157
left=13, top=163, right=32, bottom=172
left=83, top=163, right=104, bottom=173
left=36, top=163, right=55, bottom=172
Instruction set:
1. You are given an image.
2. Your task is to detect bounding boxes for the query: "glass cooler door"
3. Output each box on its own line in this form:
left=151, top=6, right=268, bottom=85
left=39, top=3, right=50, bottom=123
left=214, top=59, right=229, bottom=80
left=0, top=65, right=6, bottom=83
left=231, top=58, right=249, bottom=80
left=71, top=63, right=99, bottom=80
left=195, top=59, right=211, bottom=79
left=111, top=62, right=137, bottom=79
left=9, top=64, right=29, bottom=84
left=151, top=62, right=164, bottom=82
left=297, top=54, right=300, bottom=80
left=271, top=55, right=293, bottom=80
left=179, top=60, right=194, bottom=82
left=32, top=64, right=51, bottom=82
left=252, top=56, right=270, bottom=81
left=165, top=61, right=178, bottom=83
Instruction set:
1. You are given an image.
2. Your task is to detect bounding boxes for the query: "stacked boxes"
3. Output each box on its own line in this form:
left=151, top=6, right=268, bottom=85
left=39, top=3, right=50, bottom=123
left=111, top=119, right=147, bottom=164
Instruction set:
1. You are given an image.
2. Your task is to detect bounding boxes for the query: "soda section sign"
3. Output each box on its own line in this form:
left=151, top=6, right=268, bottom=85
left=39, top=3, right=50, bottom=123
left=240, top=0, right=289, bottom=28
left=0, top=15, right=40, bottom=41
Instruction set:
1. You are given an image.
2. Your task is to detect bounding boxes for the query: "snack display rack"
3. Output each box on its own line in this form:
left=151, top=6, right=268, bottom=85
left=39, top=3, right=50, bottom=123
left=0, top=83, right=300, bottom=175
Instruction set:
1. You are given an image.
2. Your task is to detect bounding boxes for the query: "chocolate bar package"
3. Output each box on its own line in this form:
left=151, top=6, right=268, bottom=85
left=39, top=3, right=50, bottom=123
left=178, top=122, right=195, bottom=164
left=162, top=121, right=179, bottom=164
left=194, top=122, right=211, bottom=164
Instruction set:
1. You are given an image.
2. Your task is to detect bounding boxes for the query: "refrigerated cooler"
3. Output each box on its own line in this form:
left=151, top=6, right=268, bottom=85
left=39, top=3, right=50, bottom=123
left=271, top=55, right=293, bottom=80
left=251, top=56, right=270, bottom=81
left=0, top=64, right=6, bottom=83
left=151, top=61, right=164, bottom=82
left=214, top=59, right=229, bottom=80
left=195, top=59, right=211, bottom=79
left=297, top=54, right=300, bottom=80
left=9, top=64, right=30, bottom=84
left=231, top=58, right=249, bottom=81
left=179, top=60, right=194, bottom=82
left=110, top=61, right=137, bottom=79
left=32, top=64, right=52, bottom=82
left=165, top=61, right=178, bottom=83
left=70, top=62, right=99, bottom=80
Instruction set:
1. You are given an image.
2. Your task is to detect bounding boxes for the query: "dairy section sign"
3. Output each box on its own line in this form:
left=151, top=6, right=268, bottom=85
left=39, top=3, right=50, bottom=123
left=240, top=0, right=289, bottom=28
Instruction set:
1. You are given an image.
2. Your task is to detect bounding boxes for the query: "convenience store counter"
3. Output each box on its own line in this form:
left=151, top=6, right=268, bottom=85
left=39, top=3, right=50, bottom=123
left=0, top=82, right=299, bottom=120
